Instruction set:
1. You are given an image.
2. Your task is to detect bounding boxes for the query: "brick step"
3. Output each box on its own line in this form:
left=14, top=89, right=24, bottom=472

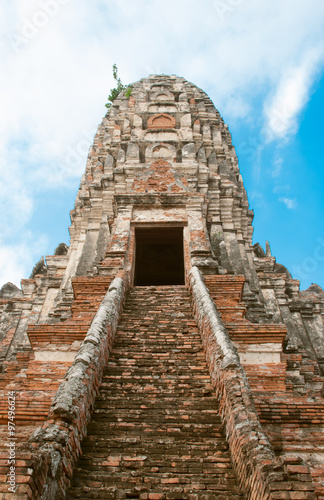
left=124, top=306, right=191, bottom=310
left=94, top=396, right=216, bottom=406
left=67, top=286, right=243, bottom=499
left=71, top=276, right=112, bottom=297
left=100, top=371, right=207, bottom=378
left=0, top=371, right=66, bottom=383
left=0, top=379, right=62, bottom=392
left=255, top=395, right=324, bottom=428
left=259, top=414, right=324, bottom=424
left=104, top=357, right=206, bottom=365
left=103, top=358, right=206, bottom=366
left=112, top=331, right=200, bottom=336
left=71, top=299, right=106, bottom=312
left=122, top=313, right=195, bottom=317
left=121, top=301, right=193, bottom=306
left=106, top=351, right=205, bottom=359
left=99, top=381, right=214, bottom=389
left=67, top=486, right=243, bottom=500
left=104, top=357, right=203, bottom=363
left=110, top=339, right=202, bottom=346
left=27, top=324, right=90, bottom=346
left=0, top=404, right=51, bottom=423
left=225, top=322, right=286, bottom=343
left=124, top=293, right=191, bottom=298
left=0, top=381, right=62, bottom=392
left=98, top=379, right=213, bottom=388
left=107, top=351, right=204, bottom=358
left=87, top=422, right=225, bottom=437
left=112, top=334, right=200, bottom=340
left=80, top=440, right=230, bottom=452
left=124, top=298, right=192, bottom=303
left=91, top=413, right=223, bottom=425
left=73, top=465, right=235, bottom=478
left=28, top=277, right=108, bottom=344
left=115, top=330, right=198, bottom=335
left=204, top=276, right=289, bottom=346
left=96, top=393, right=219, bottom=401
left=92, top=400, right=220, bottom=410
left=117, top=311, right=195, bottom=316
left=216, top=304, right=246, bottom=316
left=116, top=322, right=197, bottom=327
left=100, top=363, right=204, bottom=370
left=68, top=471, right=241, bottom=486
left=107, top=346, right=202, bottom=351
left=94, top=399, right=216, bottom=408
left=270, top=439, right=324, bottom=451
left=115, top=323, right=197, bottom=327
left=204, top=275, right=244, bottom=293
left=85, top=424, right=224, bottom=436
left=111, top=344, right=201, bottom=350
left=0, top=361, right=69, bottom=423
left=70, top=471, right=239, bottom=487
left=106, top=349, right=198, bottom=358
left=114, top=321, right=197, bottom=326
left=126, top=295, right=191, bottom=299
left=76, top=440, right=232, bottom=455
left=99, top=375, right=211, bottom=383
left=97, top=386, right=215, bottom=395
left=118, top=315, right=195, bottom=321
left=81, top=433, right=232, bottom=454
left=124, top=302, right=191, bottom=306
left=207, top=292, right=242, bottom=303
left=102, top=362, right=207, bottom=369
left=117, top=321, right=196, bottom=327
left=123, top=303, right=193, bottom=308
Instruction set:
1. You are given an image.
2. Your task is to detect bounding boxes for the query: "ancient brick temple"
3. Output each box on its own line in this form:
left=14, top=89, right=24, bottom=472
left=0, top=75, right=324, bottom=499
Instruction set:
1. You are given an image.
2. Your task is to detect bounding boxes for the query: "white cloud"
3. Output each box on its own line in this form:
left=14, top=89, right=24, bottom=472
left=279, top=197, right=297, bottom=210
left=249, top=191, right=268, bottom=210
left=263, top=49, right=323, bottom=141
left=271, top=158, right=283, bottom=178
left=273, top=185, right=291, bottom=194
left=0, top=154, right=34, bottom=238
left=0, top=233, right=49, bottom=288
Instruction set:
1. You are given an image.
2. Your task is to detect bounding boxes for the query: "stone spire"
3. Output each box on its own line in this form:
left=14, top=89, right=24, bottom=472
left=66, top=75, right=259, bottom=304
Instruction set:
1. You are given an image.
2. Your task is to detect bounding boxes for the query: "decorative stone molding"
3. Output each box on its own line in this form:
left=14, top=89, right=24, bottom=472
left=147, top=113, right=176, bottom=129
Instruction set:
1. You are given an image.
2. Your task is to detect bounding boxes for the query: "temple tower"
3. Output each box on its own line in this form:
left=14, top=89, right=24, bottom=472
left=42, top=75, right=265, bottom=319
left=0, top=75, right=324, bottom=499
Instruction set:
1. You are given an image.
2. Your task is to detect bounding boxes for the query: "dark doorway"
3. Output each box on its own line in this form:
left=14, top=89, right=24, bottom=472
left=134, top=227, right=185, bottom=286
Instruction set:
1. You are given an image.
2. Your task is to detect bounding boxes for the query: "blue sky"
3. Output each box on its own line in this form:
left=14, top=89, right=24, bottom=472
left=1, top=0, right=324, bottom=290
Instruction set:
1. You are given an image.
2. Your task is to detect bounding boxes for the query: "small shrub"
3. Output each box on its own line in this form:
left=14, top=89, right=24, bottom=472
left=105, top=64, right=132, bottom=109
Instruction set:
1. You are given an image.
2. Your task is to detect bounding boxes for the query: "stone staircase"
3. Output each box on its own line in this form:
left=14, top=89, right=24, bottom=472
left=67, top=286, right=244, bottom=500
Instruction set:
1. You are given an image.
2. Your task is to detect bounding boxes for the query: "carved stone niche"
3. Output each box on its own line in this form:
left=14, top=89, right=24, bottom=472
left=145, top=143, right=177, bottom=162
left=147, top=113, right=176, bottom=129
left=150, top=90, right=175, bottom=102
